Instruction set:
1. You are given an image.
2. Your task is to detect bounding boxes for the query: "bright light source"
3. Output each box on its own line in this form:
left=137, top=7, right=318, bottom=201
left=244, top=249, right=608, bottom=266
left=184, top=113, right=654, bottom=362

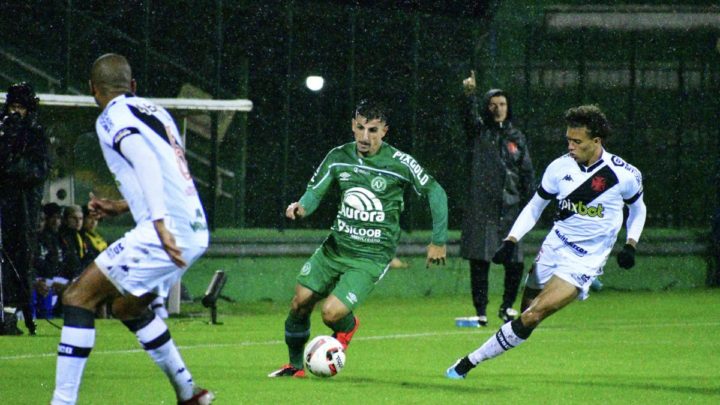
left=305, top=75, right=324, bottom=91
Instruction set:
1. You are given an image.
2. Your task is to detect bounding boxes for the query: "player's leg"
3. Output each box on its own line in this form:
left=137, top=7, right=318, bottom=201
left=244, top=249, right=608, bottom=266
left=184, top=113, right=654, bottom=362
left=468, top=259, right=490, bottom=326
left=323, top=258, right=388, bottom=350
left=447, top=275, right=577, bottom=379
left=51, top=262, right=120, bottom=405
left=520, top=263, right=541, bottom=312
left=113, top=293, right=208, bottom=403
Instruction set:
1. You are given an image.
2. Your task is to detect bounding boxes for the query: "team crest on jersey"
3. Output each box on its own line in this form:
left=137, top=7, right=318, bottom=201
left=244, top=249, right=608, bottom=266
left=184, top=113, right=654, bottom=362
left=371, top=176, right=387, bottom=192
left=301, top=262, right=311, bottom=276
left=339, top=172, right=352, bottom=182
left=591, top=176, right=607, bottom=192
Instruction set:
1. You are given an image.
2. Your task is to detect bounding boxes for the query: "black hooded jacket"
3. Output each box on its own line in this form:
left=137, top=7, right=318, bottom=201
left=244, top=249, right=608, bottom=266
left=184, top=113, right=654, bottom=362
left=0, top=109, right=50, bottom=305
left=459, top=89, right=535, bottom=260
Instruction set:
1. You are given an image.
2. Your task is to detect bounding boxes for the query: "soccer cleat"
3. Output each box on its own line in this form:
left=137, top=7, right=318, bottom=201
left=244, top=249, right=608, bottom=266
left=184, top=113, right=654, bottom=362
left=445, top=359, right=467, bottom=380
left=267, top=364, right=306, bottom=378
left=332, top=316, right=360, bottom=350
left=498, top=307, right=519, bottom=323
left=178, top=387, right=214, bottom=405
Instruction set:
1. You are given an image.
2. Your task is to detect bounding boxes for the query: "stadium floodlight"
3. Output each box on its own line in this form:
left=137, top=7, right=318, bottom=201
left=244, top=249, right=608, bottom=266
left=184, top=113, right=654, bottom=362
left=202, top=270, right=228, bottom=325
left=305, top=75, right=324, bottom=92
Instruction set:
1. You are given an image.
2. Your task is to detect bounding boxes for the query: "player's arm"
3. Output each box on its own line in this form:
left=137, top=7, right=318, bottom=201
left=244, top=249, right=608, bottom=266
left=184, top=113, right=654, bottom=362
left=117, top=131, right=186, bottom=267
left=425, top=181, right=448, bottom=267
left=617, top=177, right=646, bottom=269
left=88, top=192, right=129, bottom=219
left=288, top=150, right=337, bottom=220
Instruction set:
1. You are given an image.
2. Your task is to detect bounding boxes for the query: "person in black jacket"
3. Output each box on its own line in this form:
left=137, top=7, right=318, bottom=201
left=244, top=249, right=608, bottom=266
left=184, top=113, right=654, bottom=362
left=0, top=82, right=50, bottom=335
left=458, top=70, right=535, bottom=327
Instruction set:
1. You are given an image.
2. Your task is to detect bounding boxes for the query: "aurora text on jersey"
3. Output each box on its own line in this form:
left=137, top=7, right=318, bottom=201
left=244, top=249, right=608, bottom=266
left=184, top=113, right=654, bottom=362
left=298, top=142, right=448, bottom=263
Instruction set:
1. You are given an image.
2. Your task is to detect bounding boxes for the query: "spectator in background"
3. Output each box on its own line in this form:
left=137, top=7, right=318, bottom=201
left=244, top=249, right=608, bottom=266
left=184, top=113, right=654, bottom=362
left=34, top=203, right=66, bottom=318
left=0, top=82, right=50, bottom=335
left=80, top=205, right=108, bottom=264
left=59, top=205, right=88, bottom=284
left=458, top=71, right=535, bottom=327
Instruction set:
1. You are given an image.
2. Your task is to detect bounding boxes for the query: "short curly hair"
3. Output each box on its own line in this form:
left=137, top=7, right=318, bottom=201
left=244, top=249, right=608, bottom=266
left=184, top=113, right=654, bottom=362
left=564, top=104, right=611, bottom=140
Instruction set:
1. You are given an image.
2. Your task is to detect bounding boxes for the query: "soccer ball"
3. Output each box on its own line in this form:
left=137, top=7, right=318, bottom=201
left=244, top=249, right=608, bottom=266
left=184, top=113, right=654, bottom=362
left=303, top=335, right=346, bottom=377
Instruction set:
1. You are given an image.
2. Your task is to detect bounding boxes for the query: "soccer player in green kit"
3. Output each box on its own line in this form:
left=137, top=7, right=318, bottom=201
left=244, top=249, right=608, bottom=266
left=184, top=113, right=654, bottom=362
left=269, top=99, right=448, bottom=377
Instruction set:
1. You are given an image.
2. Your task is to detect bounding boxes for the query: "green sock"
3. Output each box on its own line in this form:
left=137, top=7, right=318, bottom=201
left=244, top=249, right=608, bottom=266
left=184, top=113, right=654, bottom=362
left=330, top=312, right=355, bottom=333
left=285, top=311, right=310, bottom=369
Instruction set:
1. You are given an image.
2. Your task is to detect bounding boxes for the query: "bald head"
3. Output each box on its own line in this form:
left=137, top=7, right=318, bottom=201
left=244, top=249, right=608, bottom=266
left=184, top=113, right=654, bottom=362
left=90, top=53, right=133, bottom=97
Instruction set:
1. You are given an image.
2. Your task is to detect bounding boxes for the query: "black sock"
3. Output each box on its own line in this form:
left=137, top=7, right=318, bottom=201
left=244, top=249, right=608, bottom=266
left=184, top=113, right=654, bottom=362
left=454, top=356, right=476, bottom=375
left=510, top=318, right=535, bottom=340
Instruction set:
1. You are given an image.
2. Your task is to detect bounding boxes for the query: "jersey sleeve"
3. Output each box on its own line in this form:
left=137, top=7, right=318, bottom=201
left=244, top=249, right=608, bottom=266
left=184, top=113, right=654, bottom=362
left=621, top=164, right=644, bottom=204
left=401, top=154, right=448, bottom=245
left=537, top=158, right=561, bottom=200
left=298, top=148, right=338, bottom=216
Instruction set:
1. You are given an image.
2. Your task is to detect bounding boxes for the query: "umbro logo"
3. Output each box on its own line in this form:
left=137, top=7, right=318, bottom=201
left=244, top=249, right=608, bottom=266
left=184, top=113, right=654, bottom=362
left=339, top=172, right=352, bottom=181
left=562, top=174, right=573, bottom=181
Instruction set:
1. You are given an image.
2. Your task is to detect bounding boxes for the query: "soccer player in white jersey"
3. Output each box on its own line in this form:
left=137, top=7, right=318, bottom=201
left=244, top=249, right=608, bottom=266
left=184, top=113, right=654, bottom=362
left=446, top=104, right=646, bottom=379
left=51, top=54, right=213, bottom=404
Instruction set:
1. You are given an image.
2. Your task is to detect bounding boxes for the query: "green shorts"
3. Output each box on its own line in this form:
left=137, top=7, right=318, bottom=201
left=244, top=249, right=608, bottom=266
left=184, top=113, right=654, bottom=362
left=297, top=245, right=391, bottom=311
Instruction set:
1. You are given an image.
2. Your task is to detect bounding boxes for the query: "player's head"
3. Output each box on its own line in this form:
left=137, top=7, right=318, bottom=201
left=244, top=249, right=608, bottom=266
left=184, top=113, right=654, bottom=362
left=352, top=99, right=388, bottom=157
left=89, top=53, right=136, bottom=107
left=564, top=104, right=610, bottom=166
left=43, top=202, right=62, bottom=232
left=63, top=204, right=84, bottom=232
left=482, top=89, right=511, bottom=124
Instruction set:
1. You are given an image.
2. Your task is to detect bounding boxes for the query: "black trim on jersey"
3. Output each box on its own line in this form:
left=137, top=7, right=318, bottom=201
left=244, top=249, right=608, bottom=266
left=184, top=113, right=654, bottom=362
left=555, top=165, right=619, bottom=221
left=128, top=104, right=172, bottom=146
left=537, top=185, right=556, bottom=200
left=624, top=191, right=643, bottom=205
left=577, top=158, right=604, bottom=173
left=112, top=127, right=142, bottom=160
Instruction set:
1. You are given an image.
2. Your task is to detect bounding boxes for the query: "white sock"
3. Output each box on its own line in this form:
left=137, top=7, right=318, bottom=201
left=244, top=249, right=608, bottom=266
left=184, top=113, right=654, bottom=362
left=51, top=326, right=96, bottom=405
left=468, top=321, right=526, bottom=365
left=150, top=297, right=169, bottom=319
left=134, top=315, right=194, bottom=400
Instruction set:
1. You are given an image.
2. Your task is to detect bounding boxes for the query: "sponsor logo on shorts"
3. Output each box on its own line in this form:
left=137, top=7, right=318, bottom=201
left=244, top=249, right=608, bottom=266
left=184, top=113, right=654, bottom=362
left=572, top=273, right=592, bottom=286
left=106, top=242, right=125, bottom=259
left=300, top=262, right=311, bottom=276
left=554, top=229, right=588, bottom=257
left=346, top=292, right=357, bottom=305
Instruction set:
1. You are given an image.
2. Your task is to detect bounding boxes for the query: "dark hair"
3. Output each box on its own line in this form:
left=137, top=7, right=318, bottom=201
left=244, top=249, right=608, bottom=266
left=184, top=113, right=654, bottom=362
left=564, top=104, right=611, bottom=140
left=43, top=202, right=61, bottom=217
left=354, top=99, right=388, bottom=124
left=5, top=82, right=39, bottom=112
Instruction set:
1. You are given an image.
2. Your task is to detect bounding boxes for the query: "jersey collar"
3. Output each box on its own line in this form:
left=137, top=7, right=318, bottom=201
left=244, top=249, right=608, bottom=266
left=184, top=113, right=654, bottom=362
left=577, top=149, right=606, bottom=173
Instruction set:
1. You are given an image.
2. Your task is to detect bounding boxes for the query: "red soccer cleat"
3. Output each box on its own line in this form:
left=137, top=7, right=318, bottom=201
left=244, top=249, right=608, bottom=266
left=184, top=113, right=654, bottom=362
left=332, top=316, right=360, bottom=350
left=267, top=364, right=306, bottom=378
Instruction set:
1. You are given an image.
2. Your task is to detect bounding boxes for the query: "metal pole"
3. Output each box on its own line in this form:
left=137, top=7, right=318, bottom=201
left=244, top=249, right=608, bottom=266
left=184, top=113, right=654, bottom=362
left=234, top=58, right=249, bottom=228
left=208, top=0, right=224, bottom=230
left=63, top=0, right=73, bottom=92
left=280, top=1, right=293, bottom=231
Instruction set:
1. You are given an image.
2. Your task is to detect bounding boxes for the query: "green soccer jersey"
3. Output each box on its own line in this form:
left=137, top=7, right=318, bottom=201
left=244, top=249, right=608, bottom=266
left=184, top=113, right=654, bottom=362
left=298, top=141, right=448, bottom=262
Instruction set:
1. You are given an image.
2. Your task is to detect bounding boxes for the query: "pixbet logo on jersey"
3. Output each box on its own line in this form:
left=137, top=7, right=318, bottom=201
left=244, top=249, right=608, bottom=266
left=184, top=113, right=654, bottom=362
left=558, top=199, right=605, bottom=218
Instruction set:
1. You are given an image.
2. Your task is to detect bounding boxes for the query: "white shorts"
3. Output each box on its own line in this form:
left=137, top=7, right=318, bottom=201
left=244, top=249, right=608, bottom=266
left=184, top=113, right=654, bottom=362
left=525, top=242, right=604, bottom=301
left=95, top=224, right=207, bottom=298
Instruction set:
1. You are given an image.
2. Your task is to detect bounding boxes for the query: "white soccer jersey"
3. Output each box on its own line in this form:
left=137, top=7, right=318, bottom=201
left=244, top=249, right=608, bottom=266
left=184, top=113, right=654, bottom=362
left=537, top=150, right=643, bottom=268
left=95, top=94, right=208, bottom=245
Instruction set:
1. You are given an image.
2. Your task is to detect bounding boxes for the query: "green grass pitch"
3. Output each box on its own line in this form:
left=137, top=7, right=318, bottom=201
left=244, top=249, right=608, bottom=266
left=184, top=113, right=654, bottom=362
left=1, top=288, right=718, bottom=403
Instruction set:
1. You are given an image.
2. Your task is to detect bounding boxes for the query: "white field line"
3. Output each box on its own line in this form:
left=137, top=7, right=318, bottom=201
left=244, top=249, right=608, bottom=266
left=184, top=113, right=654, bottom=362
left=1, top=320, right=718, bottom=362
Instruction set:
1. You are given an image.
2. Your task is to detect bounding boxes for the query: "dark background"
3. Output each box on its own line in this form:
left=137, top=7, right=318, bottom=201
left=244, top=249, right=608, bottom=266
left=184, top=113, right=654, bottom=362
left=0, top=0, right=718, bottom=231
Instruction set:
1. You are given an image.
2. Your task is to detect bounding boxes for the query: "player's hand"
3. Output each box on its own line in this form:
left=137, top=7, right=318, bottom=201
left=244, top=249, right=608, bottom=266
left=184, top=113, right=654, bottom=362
left=153, top=219, right=187, bottom=268
left=492, top=240, right=517, bottom=265
left=285, top=202, right=306, bottom=220
left=616, top=244, right=636, bottom=269
left=88, top=192, right=128, bottom=219
left=463, top=70, right=477, bottom=95
left=425, top=243, right=447, bottom=268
